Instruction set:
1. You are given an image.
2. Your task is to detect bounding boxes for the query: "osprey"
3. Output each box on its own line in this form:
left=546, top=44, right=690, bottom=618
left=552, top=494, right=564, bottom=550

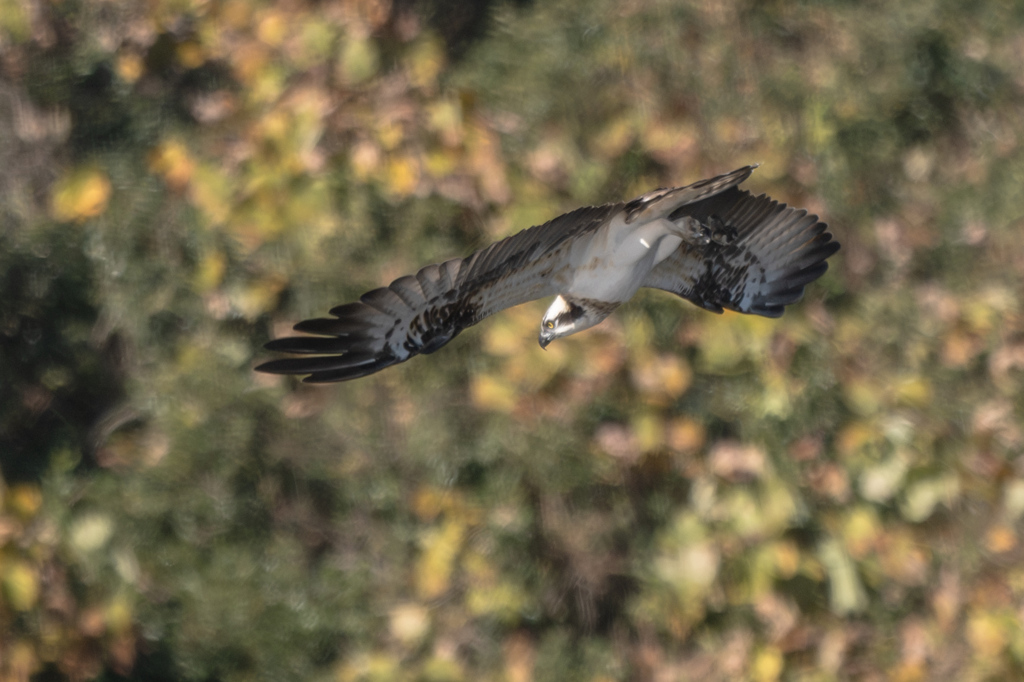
left=257, top=166, right=839, bottom=383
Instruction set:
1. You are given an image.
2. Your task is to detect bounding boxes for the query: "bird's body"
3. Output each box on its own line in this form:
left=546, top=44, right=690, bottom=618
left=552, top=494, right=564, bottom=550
left=257, top=166, right=839, bottom=382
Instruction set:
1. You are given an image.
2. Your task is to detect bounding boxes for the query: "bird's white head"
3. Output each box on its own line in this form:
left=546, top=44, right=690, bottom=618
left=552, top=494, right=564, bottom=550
left=538, top=295, right=618, bottom=349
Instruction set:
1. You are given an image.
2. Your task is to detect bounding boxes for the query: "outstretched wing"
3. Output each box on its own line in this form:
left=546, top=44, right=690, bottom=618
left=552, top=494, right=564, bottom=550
left=256, top=203, right=622, bottom=382
left=642, top=187, right=839, bottom=317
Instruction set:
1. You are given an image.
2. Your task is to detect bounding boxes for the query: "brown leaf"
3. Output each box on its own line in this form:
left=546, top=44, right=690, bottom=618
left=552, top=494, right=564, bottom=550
left=709, top=441, right=766, bottom=482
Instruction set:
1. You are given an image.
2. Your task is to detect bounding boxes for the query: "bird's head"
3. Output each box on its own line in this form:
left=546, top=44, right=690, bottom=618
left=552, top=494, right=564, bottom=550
left=538, top=295, right=617, bottom=349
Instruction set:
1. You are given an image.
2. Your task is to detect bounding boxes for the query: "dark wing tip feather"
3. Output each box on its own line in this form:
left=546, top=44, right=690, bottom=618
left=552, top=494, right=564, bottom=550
left=255, top=296, right=408, bottom=382
left=255, top=351, right=376, bottom=375
left=264, top=335, right=357, bottom=355
left=255, top=327, right=400, bottom=381
left=726, top=220, right=838, bottom=315
left=741, top=230, right=838, bottom=313
left=257, top=257, right=485, bottom=382
left=643, top=187, right=840, bottom=318
left=300, top=360, right=393, bottom=383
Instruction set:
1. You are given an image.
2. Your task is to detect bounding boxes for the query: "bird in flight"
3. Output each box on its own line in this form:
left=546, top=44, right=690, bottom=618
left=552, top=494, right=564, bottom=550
left=257, top=166, right=839, bottom=383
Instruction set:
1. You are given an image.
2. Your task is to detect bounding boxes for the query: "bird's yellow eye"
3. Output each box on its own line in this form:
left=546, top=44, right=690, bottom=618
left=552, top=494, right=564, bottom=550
left=545, top=321, right=554, bottom=329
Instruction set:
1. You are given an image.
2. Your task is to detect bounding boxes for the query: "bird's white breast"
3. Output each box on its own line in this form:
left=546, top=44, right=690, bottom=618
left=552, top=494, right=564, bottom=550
left=564, top=215, right=683, bottom=303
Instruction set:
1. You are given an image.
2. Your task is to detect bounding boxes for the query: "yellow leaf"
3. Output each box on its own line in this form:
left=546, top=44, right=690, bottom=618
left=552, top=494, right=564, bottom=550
left=7, top=484, right=42, bottom=518
left=889, top=662, right=925, bottom=682
left=631, top=354, right=691, bottom=398
left=964, top=298, right=996, bottom=335
left=900, top=474, right=960, bottom=522
left=335, top=652, right=399, bottom=682
left=759, top=480, right=800, bottom=534
left=467, top=123, right=510, bottom=203
left=464, top=550, right=529, bottom=622
left=858, top=451, right=909, bottom=503
left=967, top=612, right=1007, bottom=657
left=116, top=51, right=144, bottom=83
left=189, top=163, right=233, bottom=226
left=1003, top=479, right=1024, bottom=522
left=193, top=250, right=226, bottom=293
left=406, top=35, right=445, bottom=90
left=296, top=19, right=334, bottom=66
left=877, top=530, right=930, bottom=585
left=759, top=369, right=792, bottom=419
left=230, top=42, right=269, bottom=85
left=482, top=317, right=524, bottom=357
left=655, top=540, right=720, bottom=600
left=941, top=329, right=981, bottom=367
left=339, top=37, right=380, bottom=85
left=230, top=276, right=285, bottom=320
left=250, top=62, right=286, bottom=104
left=470, top=375, right=517, bottom=413
left=376, top=120, right=404, bottom=150
left=148, top=140, right=195, bottom=191
left=424, top=148, right=459, bottom=178
left=721, top=488, right=763, bottom=537
left=696, top=312, right=772, bottom=373
left=835, top=420, right=879, bottom=459
left=592, top=116, right=635, bottom=160
left=422, top=657, right=464, bottom=682
left=0, top=1, right=30, bottom=41
left=667, top=418, right=705, bottom=454
left=631, top=412, right=663, bottom=452
left=772, top=540, right=800, bottom=579
left=387, top=155, right=420, bottom=197
left=894, top=376, right=932, bottom=408
left=221, top=0, right=252, bottom=29
left=641, top=120, right=698, bottom=166
left=176, top=40, right=205, bottom=69
left=256, top=10, right=287, bottom=47
left=416, top=519, right=465, bottom=600
left=806, top=97, right=837, bottom=153
left=4, top=641, right=38, bottom=680
left=426, top=100, right=463, bottom=145
left=751, top=647, right=784, bottom=682
left=466, top=581, right=529, bottom=621
left=389, top=603, right=430, bottom=646
left=842, top=507, right=880, bottom=558
left=71, top=513, right=114, bottom=553
left=818, top=537, right=867, bottom=615
left=105, top=592, right=135, bottom=635
left=51, top=166, right=112, bottom=222
left=842, top=377, right=881, bottom=416
left=504, top=633, right=535, bottom=682
left=983, top=524, right=1016, bottom=554
left=3, top=560, right=39, bottom=611
left=412, top=486, right=465, bottom=521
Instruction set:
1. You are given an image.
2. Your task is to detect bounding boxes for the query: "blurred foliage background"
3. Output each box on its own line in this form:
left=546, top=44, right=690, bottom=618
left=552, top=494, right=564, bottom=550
left=2, top=0, right=1024, bottom=680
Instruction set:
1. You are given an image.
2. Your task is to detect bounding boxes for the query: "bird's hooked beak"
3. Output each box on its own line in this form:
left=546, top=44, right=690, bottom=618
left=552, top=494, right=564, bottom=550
left=538, top=330, right=554, bottom=350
